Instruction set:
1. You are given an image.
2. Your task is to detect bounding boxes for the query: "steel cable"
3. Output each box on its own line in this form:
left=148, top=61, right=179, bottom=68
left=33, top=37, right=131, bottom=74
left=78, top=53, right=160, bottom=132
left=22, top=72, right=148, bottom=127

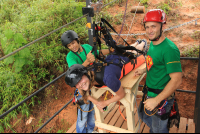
left=0, top=14, right=88, bottom=61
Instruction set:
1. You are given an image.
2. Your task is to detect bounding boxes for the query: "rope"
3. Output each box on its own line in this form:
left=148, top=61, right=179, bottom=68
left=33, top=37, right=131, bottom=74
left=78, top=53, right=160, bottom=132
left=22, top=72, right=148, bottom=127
left=0, top=0, right=122, bottom=62
left=118, top=101, right=127, bottom=121
left=143, top=95, right=158, bottom=116
left=0, top=14, right=88, bottom=61
left=76, top=104, right=94, bottom=112
left=111, top=18, right=200, bottom=36
left=116, top=0, right=128, bottom=43
left=101, top=0, right=118, bottom=9
left=123, top=1, right=141, bottom=45
left=34, top=98, right=73, bottom=133
left=0, top=70, right=67, bottom=119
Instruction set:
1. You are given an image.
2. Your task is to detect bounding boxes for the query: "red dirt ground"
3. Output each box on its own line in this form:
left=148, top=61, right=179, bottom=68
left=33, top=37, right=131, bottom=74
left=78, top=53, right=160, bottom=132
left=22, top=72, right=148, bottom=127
left=4, top=0, right=200, bottom=133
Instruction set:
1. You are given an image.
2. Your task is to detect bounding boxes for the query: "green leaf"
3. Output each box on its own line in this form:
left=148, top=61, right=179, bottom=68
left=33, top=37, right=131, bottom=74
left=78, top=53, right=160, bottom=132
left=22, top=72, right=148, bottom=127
left=19, top=48, right=31, bottom=58
left=4, top=29, right=13, bottom=40
left=14, top=66, right=22, bottom=73
left=1, top=37, right=7, bottom=48
left=4, top=56, right=14, bottom=65
left=14, top=33, right=26, bottom=44
left=4, top=43, right=14, bottom=55
left=13, top=57, right=26, bottom=67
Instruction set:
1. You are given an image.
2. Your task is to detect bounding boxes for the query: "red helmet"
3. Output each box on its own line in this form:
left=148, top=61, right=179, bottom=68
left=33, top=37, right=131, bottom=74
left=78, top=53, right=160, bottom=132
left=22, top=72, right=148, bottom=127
left=143, top=9, right=166, bottom=24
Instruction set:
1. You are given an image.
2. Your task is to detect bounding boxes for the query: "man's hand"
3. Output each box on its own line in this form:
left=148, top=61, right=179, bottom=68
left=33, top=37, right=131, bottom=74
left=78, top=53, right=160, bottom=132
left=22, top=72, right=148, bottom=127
left=134, top=68, right=145, bottom=77
left=96, top=101, right=107, bottom=112
left=96, top=105, right=104, bottom=112
left=86, top=51, right=95, bottom=63
left=143, top=98, right=159, bottom=111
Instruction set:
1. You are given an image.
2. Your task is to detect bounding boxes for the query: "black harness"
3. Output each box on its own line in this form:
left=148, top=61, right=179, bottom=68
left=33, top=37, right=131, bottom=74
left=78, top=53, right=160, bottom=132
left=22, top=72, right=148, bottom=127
left=90, top=18, right=145, bottom=86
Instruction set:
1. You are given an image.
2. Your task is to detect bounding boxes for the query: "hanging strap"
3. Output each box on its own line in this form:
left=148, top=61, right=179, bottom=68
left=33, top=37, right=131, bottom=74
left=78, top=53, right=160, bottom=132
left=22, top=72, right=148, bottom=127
left=101, top=18, right=145, bottom=57
left=72, top=46, right=87, bottom=63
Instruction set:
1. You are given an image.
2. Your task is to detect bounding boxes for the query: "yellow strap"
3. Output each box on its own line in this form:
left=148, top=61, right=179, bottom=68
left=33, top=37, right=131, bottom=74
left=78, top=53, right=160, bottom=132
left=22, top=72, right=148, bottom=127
left=104, top=91, right=109, bottom=101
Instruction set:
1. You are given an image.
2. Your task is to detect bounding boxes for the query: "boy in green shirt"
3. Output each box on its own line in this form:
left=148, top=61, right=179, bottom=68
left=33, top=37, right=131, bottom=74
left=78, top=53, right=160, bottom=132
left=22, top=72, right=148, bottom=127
left=61, top=30, right=109, bottom=133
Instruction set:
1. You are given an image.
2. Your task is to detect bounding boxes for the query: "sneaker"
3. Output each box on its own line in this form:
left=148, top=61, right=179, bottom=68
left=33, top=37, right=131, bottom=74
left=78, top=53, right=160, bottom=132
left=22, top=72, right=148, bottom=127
left=141, top=39, right=148, bottom=54
left=136, top=39, right=142, bottom=44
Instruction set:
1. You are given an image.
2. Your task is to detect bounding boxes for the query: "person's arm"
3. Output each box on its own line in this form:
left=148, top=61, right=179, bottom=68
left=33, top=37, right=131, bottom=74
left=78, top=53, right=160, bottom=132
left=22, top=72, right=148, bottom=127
left=101, top=49, right=110, bottom=55
left=82, top=51, right=95, bottom=67
left=143, top=72, right=182, bottom=111
left=96, top=85, right=126, bottom=112
left=133, top=67, right=146, bottom=77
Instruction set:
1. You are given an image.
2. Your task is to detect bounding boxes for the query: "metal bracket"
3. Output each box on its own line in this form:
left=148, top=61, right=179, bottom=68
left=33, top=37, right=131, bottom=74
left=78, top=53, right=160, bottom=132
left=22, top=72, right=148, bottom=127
left=82, top=6, right=94, bottom=17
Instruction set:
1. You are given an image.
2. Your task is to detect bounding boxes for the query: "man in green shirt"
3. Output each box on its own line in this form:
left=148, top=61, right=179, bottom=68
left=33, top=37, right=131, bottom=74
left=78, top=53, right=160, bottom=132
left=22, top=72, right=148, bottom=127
left=134, top=9, right=182, bottom=133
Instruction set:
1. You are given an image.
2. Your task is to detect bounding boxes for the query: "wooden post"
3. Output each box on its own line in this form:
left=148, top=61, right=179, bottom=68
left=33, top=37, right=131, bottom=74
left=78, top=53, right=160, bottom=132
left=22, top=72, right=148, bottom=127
left=130, top=6, right=145, bottom=13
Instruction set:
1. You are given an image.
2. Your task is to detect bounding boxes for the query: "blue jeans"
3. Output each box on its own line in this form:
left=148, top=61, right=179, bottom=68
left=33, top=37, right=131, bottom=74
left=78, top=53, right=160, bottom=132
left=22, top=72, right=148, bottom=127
left=76, top=90, right=95, bottom=133
left=139, top=96, right=174, bottom=133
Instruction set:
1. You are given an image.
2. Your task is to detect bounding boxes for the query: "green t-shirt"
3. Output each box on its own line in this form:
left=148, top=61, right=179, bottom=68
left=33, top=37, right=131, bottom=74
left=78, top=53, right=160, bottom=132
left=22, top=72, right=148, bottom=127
left=66, top=44, right=99, bottom=67
left=146, top=37, right=182, bottom=97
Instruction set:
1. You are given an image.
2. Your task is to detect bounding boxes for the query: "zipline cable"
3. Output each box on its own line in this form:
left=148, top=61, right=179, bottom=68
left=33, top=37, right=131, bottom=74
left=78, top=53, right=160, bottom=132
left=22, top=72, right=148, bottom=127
left=0, top=14, right=88, bottom=61
left=123, top=1, right=140, bottom=45
left=116, top=0, right=128, bottom=43
left=0, top=71, right=67, bottom=119
left=34, top=98, right=73, bottom=133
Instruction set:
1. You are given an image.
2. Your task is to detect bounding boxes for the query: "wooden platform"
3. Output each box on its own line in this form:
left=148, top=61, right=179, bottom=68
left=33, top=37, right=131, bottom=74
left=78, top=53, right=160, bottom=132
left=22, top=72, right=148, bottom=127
left=66, top=104, right=195, bottom=133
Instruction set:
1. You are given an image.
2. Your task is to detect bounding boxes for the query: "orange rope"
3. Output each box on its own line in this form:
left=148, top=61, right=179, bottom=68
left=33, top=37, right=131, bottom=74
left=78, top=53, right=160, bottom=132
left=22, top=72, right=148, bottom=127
left=118, top=101, right=127, bottom=121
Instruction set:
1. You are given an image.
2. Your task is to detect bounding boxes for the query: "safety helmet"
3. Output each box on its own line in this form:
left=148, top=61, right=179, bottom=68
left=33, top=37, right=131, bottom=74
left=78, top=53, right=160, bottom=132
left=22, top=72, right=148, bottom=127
left=143, top=9, right=166, bottom=24
left=65, top=64, right=88, bottom=87
left=61, top=30, right=79, bottom=48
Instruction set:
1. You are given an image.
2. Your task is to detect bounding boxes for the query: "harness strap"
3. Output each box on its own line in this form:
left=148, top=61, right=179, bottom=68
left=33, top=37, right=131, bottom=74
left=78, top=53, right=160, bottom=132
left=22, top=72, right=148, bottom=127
left=72, top=46, right=87, bottom=63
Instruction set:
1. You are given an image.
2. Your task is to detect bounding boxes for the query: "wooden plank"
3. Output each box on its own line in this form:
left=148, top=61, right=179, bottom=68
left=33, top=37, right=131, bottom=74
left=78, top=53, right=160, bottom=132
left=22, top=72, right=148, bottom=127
left=108, top=106, right=125, bottom=126
left=139, top=122, right=145, bottom=133
left=102, top=102, right=117, bottom=119
left=142, top=124, right=150, bottom=133
left=169, top=125, right=178, bottom=133
left=103, top=105, right=119, bottom=124
left=120, top=63, right=146, bottom=89
left=95, top=121, right=138, bottom=133
left=66, top=121, right=76, bottom=133
left=115, top=107, right=126, bottom=128
left=187, top=119, right=195, bottom=133
left=134, top=110, right=139, bottom=126
left=178, top=117, right=187, bottom=133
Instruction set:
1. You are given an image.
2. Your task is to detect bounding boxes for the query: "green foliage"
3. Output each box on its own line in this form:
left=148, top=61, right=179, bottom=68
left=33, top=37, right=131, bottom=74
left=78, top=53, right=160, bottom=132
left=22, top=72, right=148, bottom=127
left=0, top=62, right=34, bottom=132
left=0, top=0, right=87, bottom=132
left=157, top=2, right=172, bottom=15
left=182, top=45, right=199, bottom=58
left=141, top=0, right=149, bottom=8
left=191, top=30, right=200, bottom=40
left=114, top=14, right=123, bottom=25
left=1, top=29, right=30, bottom=73
left=0, top=0, right=121, bottom=132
